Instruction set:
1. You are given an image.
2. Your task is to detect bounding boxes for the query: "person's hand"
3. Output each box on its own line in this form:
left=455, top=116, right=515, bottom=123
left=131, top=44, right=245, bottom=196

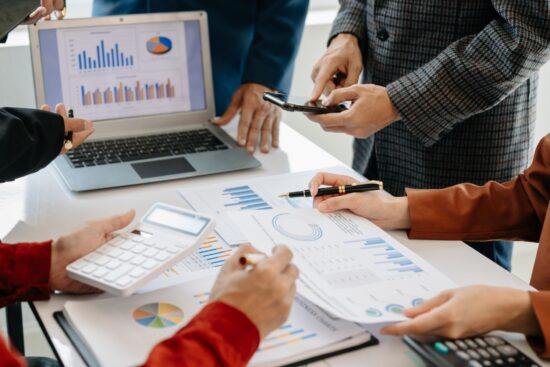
left=212, top=83, right=282, bottom=153
left=310, top=33, right=363, bottom=101
left=381, top=286, right=542, bottom=339
left=24, top=0, right=65, bottom=24
left=41, top=103, right=94, bottom=154
left=209, top=244, right=299, bottom=339
left=50, top=210, right=136, bottom=293
left=309, top=172, right=411, bottom=230
left=306, top=84, right=400, bottom=139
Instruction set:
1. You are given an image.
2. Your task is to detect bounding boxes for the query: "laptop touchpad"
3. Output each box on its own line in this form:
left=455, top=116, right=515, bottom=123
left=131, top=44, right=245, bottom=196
left=131, top=157, right=196, bottom=179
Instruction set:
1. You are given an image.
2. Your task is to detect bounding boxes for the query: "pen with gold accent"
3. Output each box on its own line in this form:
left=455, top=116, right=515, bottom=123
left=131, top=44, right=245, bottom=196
left=279, top=181, right=383, bottom=198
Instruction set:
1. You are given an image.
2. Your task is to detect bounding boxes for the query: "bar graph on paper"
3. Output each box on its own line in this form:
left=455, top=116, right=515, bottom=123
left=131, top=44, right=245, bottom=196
left=163, top=233, right=235, bottom=276
left=345, top=237, right=424, bottom=277
left=80, top=79, right=175, bottom=106
left=258, top=324, right=317, bottom=352
left=222, top=186, right=273, bottom=211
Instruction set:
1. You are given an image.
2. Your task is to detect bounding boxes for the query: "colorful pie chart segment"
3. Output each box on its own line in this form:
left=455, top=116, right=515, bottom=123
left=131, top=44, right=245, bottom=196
left=146, top=36, right=173, bottom=55
left=133, top=302, right=183, bottom=328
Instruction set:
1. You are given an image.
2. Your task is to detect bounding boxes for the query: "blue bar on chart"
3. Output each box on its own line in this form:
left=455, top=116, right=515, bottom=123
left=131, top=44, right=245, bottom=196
left=222, top=185, right=272, bottom=210
left=345, top=237, right=424, bottom=274
left=77, top=40, right=134, bottom=70
left=258, top=323, right=317, bottom=352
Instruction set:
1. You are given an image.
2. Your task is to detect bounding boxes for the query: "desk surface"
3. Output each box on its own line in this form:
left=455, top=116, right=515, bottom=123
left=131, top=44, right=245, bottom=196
left=6, top=122, right=548, bottom=366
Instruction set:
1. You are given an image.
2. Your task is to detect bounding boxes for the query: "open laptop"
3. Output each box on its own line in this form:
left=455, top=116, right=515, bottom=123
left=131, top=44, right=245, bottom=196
left=29, top=12, right=260, bottom=192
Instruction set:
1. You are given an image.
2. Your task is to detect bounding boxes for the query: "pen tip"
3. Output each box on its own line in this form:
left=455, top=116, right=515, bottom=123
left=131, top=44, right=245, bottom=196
left=278, top=194, right=288, bottom=198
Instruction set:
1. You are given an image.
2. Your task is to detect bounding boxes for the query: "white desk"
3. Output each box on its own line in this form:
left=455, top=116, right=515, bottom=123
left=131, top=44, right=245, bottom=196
left=6, top=123, right=549, bottom=366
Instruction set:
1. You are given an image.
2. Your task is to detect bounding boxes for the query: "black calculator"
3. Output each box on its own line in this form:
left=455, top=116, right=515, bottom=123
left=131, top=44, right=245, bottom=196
left=404, top=335, right=542, bottom=367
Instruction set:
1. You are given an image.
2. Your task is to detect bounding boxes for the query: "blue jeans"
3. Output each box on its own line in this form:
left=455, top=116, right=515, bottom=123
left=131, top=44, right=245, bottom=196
left=464, top=241, right=513, bottom=271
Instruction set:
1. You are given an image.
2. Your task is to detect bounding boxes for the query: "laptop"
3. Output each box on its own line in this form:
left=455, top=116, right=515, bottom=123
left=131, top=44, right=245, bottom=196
left=29, top=12, right=260, bottom=192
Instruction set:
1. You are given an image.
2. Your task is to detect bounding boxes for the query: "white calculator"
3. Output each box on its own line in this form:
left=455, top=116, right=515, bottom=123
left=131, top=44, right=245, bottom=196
left=67, top=203, right=215, bottom=296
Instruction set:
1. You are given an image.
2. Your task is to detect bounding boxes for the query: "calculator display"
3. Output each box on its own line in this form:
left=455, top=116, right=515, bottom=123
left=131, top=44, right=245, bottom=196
left=145, top=207, right=209, bottom=236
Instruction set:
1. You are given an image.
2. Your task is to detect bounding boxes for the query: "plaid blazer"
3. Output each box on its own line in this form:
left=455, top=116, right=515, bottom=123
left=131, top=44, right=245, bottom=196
left=330, top=0, right=550, bottom=195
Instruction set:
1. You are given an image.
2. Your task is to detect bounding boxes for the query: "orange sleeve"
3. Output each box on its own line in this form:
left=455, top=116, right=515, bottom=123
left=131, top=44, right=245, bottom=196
left=406, top=134, right=550, bottom=242
left=528, top=291, right=550, bottom=360
left=142, top=301, right=259, bottom=367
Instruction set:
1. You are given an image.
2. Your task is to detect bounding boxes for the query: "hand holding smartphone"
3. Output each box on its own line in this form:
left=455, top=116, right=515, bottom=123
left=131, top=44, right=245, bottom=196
left=263, top=93, right=348, bottom=114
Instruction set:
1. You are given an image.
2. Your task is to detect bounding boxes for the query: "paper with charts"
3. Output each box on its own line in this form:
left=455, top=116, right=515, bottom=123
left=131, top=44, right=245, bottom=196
left=229, top=208, right=456, bottom=323
left=64, top=274, right=368, bottom=367
left=140, top=167, right=362, bottom=292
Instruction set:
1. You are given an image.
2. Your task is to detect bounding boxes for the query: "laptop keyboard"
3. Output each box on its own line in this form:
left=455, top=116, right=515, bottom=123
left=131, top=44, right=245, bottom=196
left=66, top=129, right=229, bottom=168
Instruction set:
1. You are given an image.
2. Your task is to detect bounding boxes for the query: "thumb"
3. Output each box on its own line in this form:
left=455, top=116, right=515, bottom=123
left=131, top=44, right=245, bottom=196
left=95, top=209, right=136, bottom=235
left=65, top=117, right=93, bottom=133
left=322, top=86, right=359, bottom=106
left=317, top=193, right=359, bottom=213
left=213, top=89, right=243, bottom=125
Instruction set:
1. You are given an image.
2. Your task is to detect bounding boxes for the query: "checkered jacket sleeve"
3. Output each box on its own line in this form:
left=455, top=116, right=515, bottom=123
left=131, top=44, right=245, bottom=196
left=329, top=0, right=366, bottom=43
left=384, top=1, right=550, bottom=147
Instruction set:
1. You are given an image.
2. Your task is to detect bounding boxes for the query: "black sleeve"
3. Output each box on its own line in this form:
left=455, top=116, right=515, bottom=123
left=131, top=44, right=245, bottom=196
left=0, top=108, right=64, bottom=182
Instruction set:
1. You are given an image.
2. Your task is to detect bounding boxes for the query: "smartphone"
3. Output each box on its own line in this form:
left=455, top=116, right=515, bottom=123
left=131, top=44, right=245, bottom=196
left=263, top=92, right=348, bottom=114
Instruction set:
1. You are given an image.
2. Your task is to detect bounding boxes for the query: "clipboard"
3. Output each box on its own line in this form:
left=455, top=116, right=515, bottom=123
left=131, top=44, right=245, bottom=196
left=54, top=311, right=379, bottom=367
left=0, top=0, right=40, bottom=40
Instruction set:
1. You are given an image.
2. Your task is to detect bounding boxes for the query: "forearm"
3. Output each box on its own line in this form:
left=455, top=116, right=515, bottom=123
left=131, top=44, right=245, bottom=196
left=0, top=241, right=52, bottom=308
left=241, top=0, right=308, bottom=93
left=387, top=2, right=550, bottom=147
left=329, top=0, right=366, bottom=44
left=0, top=108, right=64, bottom=182
left=142, top=302, right=259, bottom=367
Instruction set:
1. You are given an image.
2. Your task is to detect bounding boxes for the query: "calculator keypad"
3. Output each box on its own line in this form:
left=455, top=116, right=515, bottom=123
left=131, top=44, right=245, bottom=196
left=431, top=336, right=540, bottom=367
left=68, top=232, right=182, bottom=289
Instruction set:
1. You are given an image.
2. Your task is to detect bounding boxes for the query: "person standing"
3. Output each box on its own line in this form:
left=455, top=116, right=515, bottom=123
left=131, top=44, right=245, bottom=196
left=307, top=0, right=550, bottom=270
left=93, top=0, right=309, bottom=154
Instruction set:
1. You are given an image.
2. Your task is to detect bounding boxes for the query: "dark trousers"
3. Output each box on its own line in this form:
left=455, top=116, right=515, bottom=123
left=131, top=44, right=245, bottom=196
left=365, top=153, right=513, bottom=271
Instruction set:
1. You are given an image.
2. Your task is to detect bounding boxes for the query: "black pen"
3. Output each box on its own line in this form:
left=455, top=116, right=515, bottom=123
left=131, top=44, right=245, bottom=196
left=64, top=108, right=74, bottom=151
left=279, top=181, right=383, bottom=198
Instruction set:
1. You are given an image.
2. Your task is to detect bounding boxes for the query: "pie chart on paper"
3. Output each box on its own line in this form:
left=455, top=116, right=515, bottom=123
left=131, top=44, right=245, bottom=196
left=133, top=302, right=183, bottom=328
left=146, top=36, right=173, bottom=55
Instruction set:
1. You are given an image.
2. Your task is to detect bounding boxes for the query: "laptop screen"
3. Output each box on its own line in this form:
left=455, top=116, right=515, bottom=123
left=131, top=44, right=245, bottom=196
left=38, top=19, right=206, bottom=121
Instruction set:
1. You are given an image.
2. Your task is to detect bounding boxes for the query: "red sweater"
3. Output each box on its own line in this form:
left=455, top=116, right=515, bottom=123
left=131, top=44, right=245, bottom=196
left=0, top=241, right=259, bottom=367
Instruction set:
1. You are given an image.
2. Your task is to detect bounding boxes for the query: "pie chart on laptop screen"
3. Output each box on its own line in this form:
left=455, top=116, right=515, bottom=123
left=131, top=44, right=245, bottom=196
left=146, top=36, right=173, bottom=55
left=133, top=302, right=183, bottom=328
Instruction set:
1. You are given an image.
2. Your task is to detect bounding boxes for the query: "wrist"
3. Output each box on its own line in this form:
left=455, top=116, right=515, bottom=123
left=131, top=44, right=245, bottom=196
left=501, top=289, right=541, bottom=336
left=383, top=88, right=401, bottom=124
left=392, top=197, right=411, bottom=229
left=332, top=32, right=359, bottom=47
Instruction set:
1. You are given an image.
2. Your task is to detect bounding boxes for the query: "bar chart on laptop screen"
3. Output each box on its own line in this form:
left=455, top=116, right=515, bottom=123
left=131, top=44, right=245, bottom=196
left=55, top=22, right=194, bottom=120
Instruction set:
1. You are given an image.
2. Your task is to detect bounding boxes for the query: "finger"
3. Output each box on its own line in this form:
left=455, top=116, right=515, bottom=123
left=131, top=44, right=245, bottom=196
left=214, top=90, right=243, bottom=125
left=271, top=115, right=281, bottom=148
left=404, top=292, right=452, bottom=318
left=94, top=210, right=136, bottom=234
left=236, top=102, right=254, bottom=149
left=323, top=86, right=360, bottom=106
left=311, top=64, right=335, bottom=101
left=41, top=0, right=54, bottom=14
left=40, top=104, right=51, bottom=112
left=321, top=125, right=349, bottom=134
left=322, top=81, right=337, bottom=98
left=317, top=193, right=362, bottom=213
left=309, top=172, right=358, bottom=197
left=306, top=111, right=348, bottom=128
left=55, top=103, right=67, bottom=117
left=282, top=263, right=299, bottom=281
left=64, top=118, right=91, bottom=133
left=263, top=245, right=293, bottom=273
left=26, top=7, right=47, bottom=23
left=53, top=0, right=65, bottom=10
left=345, top=65, right=363, bottom=87
left=259, top=115, right=273, bottom=153
left=381, top=307, right=450, bottom=336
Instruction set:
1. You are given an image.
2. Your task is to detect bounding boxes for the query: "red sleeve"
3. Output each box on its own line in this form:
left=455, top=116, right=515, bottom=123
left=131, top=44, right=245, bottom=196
left=142, top=301, right=260, bottom=367
left=0, top=241, right=52, bottom=308
left=0, top=336, right=25, bottom=367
